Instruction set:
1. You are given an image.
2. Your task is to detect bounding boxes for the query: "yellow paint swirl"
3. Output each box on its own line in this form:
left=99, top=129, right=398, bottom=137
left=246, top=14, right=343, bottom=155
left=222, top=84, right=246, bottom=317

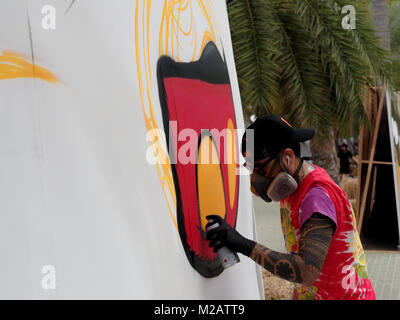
left=0, top=50, right=58, bottom=83
left=135, top=0, right=221, bottom=230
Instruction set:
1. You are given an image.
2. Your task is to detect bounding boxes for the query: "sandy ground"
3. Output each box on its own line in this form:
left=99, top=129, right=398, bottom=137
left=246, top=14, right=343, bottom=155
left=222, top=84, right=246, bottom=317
left=262, top=269, right=294, bottom=300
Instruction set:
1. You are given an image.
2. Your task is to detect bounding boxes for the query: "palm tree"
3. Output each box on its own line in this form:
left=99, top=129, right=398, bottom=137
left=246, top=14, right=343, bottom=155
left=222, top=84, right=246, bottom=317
left=227, top=0, right=393, bottom=182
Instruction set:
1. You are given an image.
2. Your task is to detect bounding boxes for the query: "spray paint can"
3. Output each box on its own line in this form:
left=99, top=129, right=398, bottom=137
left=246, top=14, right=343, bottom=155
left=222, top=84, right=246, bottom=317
left=205, top=219, right=240, bottom=269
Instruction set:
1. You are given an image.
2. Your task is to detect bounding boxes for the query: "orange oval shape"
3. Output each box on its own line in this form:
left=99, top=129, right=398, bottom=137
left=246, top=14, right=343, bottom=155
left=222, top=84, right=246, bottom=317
left=197, top=134, right=226, bottom=231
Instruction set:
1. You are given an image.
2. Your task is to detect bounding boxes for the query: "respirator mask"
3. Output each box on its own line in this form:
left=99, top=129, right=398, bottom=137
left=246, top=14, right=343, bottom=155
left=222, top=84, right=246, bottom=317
left=250, top=151, right=303, bottom=202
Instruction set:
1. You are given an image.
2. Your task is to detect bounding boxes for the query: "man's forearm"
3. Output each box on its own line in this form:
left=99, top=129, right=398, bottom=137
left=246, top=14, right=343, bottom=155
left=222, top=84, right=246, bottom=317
left=249, top=243, right=317, bottom=286
left=249, top=213, right=334, bottom=286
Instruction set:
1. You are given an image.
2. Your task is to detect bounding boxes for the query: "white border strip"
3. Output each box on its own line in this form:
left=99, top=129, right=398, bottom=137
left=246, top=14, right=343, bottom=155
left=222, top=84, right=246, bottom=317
left=385, top=90, right=400, bottom=245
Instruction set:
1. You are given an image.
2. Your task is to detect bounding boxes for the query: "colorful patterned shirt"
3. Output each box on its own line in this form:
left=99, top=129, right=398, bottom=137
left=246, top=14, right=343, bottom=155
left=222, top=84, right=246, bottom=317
left=280, top=165, right=375, bottom=300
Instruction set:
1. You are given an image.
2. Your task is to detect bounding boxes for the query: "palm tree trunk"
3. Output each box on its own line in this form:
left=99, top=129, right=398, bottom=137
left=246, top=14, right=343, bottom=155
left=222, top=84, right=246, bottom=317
left=310, top=130, right=340, bottom=185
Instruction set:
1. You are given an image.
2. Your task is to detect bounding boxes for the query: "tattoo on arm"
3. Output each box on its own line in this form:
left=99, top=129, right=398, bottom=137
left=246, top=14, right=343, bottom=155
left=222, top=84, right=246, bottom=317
left=250, top=213, right=335, bottom=286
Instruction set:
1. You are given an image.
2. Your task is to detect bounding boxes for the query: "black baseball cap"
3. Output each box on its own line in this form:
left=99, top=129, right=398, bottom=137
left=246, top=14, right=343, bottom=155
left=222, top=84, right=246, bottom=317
left=241, top=114, right=315, bottom=162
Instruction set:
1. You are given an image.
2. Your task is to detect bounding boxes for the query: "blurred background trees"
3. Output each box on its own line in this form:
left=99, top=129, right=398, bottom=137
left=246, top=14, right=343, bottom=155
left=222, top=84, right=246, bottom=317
left=389, top=0, right=400, bottom=90
left=227, top=0, right=395, bottom=181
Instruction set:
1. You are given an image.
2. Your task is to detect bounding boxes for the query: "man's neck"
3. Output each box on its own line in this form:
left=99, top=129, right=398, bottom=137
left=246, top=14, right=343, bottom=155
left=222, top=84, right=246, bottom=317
left=297, top=161, right=313, bottom=183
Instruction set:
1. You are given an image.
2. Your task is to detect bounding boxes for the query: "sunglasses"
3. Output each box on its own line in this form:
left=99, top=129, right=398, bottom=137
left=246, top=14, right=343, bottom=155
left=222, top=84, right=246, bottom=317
left=243, top=156, right=275, bottom=175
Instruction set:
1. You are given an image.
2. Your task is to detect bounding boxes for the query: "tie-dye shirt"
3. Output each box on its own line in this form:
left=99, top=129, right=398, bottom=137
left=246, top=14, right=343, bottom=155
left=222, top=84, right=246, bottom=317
left=280, top=165, right=375, bottom=300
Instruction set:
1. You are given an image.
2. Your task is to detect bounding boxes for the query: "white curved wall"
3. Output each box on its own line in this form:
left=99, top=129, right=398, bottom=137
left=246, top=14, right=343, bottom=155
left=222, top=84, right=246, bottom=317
left=0, top=0, right=262, bottom=299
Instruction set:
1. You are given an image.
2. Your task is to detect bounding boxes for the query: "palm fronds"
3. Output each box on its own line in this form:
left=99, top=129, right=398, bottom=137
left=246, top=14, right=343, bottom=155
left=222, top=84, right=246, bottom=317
left=227, top=0, right=394, bottom=138
left=227, top=0, right=281, bottom=115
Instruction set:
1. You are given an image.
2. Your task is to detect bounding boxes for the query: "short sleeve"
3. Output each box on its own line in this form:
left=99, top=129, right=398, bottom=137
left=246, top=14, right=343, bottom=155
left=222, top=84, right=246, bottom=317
left=299, top=186, right=337, bottom=229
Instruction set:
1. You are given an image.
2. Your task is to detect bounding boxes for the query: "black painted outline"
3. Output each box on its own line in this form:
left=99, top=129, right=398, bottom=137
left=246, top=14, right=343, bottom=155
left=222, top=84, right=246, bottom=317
left=156, top=41, right=239, bottom=278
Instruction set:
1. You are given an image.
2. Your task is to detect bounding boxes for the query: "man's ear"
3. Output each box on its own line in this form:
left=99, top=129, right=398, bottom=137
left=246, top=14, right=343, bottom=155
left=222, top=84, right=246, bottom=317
left=282, top=148, right=295, bottom=173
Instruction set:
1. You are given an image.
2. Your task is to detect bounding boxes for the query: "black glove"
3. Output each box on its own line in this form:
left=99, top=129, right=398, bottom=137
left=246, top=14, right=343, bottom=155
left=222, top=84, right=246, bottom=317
left=205, top=215, right=256, bottom=257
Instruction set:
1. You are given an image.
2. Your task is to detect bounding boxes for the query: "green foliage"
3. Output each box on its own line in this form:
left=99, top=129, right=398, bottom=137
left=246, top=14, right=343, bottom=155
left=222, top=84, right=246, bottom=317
left=227, top=0, right=393, bottom=138
left=227, top=0, right=281, bottom=116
